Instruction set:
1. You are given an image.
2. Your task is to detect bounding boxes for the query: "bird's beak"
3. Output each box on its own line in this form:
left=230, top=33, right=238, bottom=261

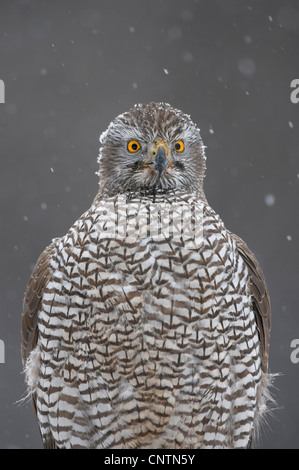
left=148, top=142, right=169, bottom=177
left=151, top=146, right=168, bottom=176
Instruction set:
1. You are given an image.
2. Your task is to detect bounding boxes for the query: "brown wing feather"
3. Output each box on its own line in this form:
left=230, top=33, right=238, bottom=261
left=21, top=240, right=60, bottom=449
left=229, top=232, right=271, bottom=373
left=22, top=241, right=58, bottom=366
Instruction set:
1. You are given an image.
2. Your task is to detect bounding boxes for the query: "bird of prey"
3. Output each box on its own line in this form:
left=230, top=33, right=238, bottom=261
left=22, top=102, right=271, bottom=449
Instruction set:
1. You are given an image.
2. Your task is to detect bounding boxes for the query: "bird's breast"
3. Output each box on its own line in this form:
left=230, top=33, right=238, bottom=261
left=38, top=193, right=259, bottom=448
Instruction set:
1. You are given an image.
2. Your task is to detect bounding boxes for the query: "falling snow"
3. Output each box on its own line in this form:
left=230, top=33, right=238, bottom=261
left=183, top=51, right=194, bottom=63
left=277, top=7, right=299, bottom=31
left=244, top=35, right=253, bottom=45
left=238, top=58, right=256, bottom=77
left=264, top=194, right=276, bottom=206
left=181, top=10, right=194, bottom=22
left=286, top=235, right=292, bottom=241
left=168, top=26, right=182, bottom=41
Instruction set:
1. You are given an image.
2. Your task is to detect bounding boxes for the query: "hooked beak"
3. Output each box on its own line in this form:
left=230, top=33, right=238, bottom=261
left=150, top=145, right=168, bottom=177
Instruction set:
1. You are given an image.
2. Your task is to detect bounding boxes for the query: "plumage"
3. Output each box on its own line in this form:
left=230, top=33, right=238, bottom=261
left=22, top=102, right=272, bottom=449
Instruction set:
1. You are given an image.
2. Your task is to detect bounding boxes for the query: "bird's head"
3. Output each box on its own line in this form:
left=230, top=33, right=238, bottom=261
left=98, top=102, right=206, bottom=197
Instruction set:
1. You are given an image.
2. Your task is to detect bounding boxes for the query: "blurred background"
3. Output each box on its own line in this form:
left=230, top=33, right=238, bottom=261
left=0, top=0, right=298, bottom=449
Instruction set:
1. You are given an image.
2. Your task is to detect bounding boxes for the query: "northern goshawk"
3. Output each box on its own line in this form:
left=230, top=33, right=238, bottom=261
left=22, top=102, right=271, bottom=449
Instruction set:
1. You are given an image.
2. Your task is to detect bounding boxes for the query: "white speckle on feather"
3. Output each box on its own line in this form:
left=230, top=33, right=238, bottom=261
left=286, top=235, right=292, bottom=241
left=24, top=346, right=41, bottom=394
left=164, top=68, right=169, bottom=75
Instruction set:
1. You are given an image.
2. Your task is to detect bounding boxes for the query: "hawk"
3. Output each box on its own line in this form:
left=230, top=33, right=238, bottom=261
left=22, top=102, right=271, bottom=449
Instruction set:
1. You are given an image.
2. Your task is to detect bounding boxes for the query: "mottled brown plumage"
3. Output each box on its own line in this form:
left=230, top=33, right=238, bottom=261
left=229, top=232, right=271, bottom=373
left=22, top=103, right=272, bottom=449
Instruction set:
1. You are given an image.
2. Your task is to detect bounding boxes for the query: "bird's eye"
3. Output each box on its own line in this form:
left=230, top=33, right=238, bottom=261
left=174, top=140, right=184, bottom=153
left=127, top=140, right=141, bottom=153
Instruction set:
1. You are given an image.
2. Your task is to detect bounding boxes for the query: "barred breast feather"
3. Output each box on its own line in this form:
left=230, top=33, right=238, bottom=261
left=22, top=191, right=271, bottom=449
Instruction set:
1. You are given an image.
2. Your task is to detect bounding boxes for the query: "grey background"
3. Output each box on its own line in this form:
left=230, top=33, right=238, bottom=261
left=0, top=0, right=298, bottom=449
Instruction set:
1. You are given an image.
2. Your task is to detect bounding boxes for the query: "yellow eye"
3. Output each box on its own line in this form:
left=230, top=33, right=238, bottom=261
left=127, top=140, right=141, bottom=153
left=174, top=140, right=184, bottom=152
